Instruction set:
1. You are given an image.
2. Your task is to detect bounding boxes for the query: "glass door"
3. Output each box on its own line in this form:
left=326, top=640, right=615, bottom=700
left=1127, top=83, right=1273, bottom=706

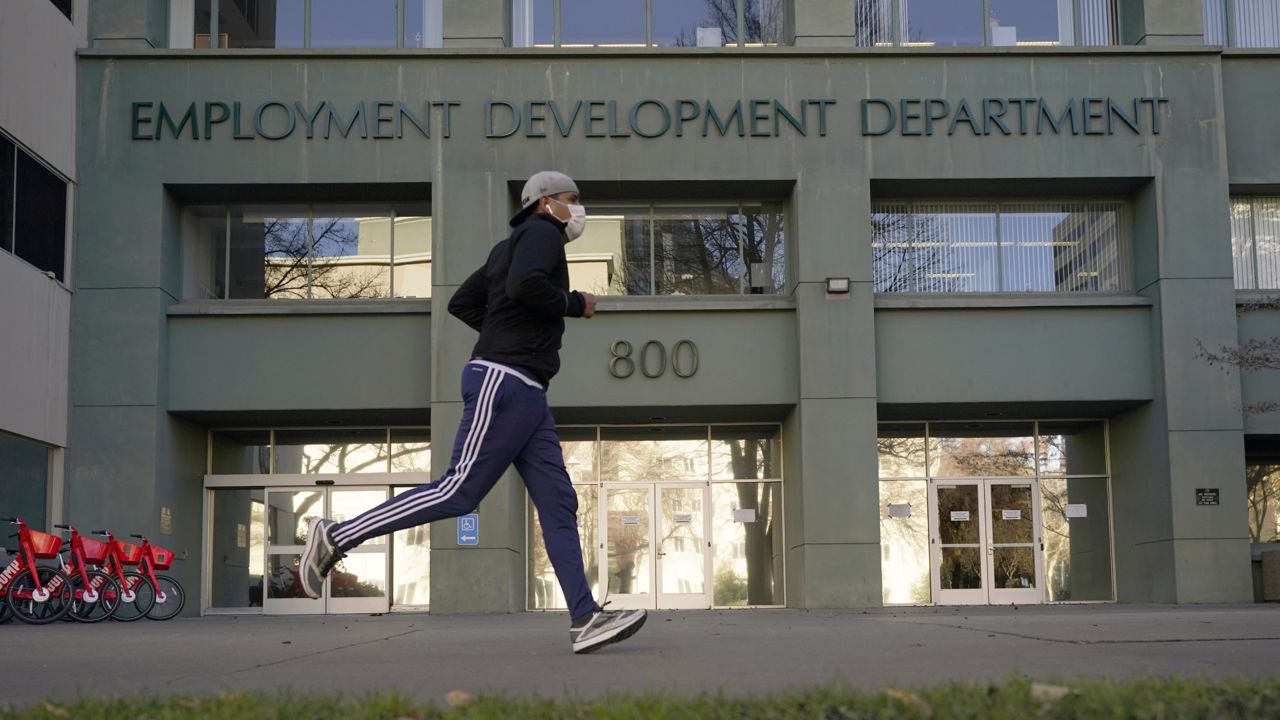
left=327, top=488, right=391, bottom=614
left=264, top=488, right=325, bottom=614
left=929, top=479, right=1044, bottom=605
left=655, top=483, right=710, bottom=609
left=930, top=480, right=986, bottom=605
left=602, top=485, right=654, bottom=610
left=986, top=480, right=1043, bottom=605
left=263, top=487, right=390, bottom=615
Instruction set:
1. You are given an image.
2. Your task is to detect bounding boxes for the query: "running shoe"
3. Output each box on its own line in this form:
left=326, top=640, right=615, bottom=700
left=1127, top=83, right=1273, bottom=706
left=298, top=517, right=343, bottom=599
left=569, top=604, right=647, bottom=654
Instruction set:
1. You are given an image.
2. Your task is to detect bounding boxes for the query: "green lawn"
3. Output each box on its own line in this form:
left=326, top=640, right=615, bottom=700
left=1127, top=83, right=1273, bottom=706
left=4, top=676, right=1279, bottom=719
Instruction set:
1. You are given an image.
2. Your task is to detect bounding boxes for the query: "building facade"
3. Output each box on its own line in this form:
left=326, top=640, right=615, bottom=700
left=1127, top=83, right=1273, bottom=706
left=4, top=0, right=1280, bottom=616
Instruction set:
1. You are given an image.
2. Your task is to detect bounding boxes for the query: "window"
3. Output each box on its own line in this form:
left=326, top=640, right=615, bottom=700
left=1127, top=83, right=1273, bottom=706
left=514, top=0, right=785, bottom=48
left=1230, top=197, right=1280, bottom=290
left=1205, top=0, right=1280, bottom=47
left=856, top=0, right=1116, bottom=47
left=195, top=0, right=443, bottom=49
left=0, top=133, right=68, bottom=282
left=0, top=432, right=50, bottom=533
left=183, top=204, right=431, bottom=300
left=872, top=200, right=1132, bottom=294
left=575, top=203, right=786, bottom=296
left=1245, top=464, right=1280, bottom=544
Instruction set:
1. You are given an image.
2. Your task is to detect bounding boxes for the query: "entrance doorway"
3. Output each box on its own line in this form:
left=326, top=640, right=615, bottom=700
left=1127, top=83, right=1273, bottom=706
left=603, top=483, right=711, bottom=610
left=263, top=486, right=390, bottom=615
left=929, top=479, right=1043, bottom=605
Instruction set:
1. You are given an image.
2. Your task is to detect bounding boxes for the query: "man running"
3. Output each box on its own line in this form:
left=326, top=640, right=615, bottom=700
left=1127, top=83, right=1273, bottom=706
left=298, top=171, right=647, bottom=654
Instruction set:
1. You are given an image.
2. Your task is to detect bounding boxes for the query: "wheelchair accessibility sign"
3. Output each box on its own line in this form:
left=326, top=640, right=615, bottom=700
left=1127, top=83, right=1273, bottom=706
left=458, top=514, right=479, bottom=546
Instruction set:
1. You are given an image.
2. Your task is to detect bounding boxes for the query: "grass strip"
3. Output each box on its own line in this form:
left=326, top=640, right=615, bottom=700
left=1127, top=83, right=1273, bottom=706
left=3, top=676, right=1279, bottom=719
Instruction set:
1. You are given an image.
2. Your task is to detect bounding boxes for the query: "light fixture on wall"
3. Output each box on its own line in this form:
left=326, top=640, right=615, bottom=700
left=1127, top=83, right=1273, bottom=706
left=825, top=277, right=851, bottom=295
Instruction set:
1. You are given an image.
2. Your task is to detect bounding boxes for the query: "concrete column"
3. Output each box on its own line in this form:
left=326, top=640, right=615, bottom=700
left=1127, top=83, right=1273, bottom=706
left=88, top=0, right=169, bottom=48
left=1117, top=0, right=1205, bottom=45
left=443, top=0, right=511, bottom=48
left=786, top=168, right=882, bottom=608
left=788, top=0, right=856, bottom=47
left=427, top=168, right=526, bottom=614
left=1110, top=136, right=1252, bottom=602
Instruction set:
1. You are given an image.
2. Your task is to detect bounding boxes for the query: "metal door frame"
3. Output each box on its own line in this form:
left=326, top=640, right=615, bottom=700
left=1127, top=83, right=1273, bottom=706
left=929, top=478, right=1045, bottom=605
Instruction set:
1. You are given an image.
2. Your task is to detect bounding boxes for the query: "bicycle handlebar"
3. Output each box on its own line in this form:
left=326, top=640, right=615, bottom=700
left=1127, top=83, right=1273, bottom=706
left=54, top=524, right=70, bottom=530
left=130, top=534, right=144, bottom=540
left=92, top=530, right=110, bottom=536
left=1, top=517, right=17, bottom=523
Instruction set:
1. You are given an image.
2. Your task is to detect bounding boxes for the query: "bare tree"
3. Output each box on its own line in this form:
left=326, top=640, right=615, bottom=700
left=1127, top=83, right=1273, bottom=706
left=261, top=218, right=389, bottom=300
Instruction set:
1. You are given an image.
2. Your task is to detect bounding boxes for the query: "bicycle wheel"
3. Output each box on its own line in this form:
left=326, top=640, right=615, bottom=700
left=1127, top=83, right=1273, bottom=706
left=6, top=568, right=73, bottom=624
left=69, top=571, right=121, bottom=623
left=146, top=575, right=186, bottom=621
left=110, top=572, right=156, bottom=622
left=0, top=598, right=10, bottom=624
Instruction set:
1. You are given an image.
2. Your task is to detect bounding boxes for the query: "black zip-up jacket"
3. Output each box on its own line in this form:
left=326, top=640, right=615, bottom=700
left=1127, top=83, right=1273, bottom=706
left=447, top=213, right=587, bottom=386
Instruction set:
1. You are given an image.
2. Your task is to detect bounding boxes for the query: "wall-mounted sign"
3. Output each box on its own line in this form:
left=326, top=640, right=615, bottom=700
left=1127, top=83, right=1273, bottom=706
left=733, top=508, right=757, bottom=523
left=129, top=96, right=1171, bottom=142
left=887, top=503, right=912, bottom=518
left=950, top=511, right=970, bottom=522
left=1001, top=509, right=1022, bottom=521
left=1065, top=503, right=1088, bottom=518
left=457, top=513, right=479, bottom=545
left=159, top=506, right=173, bottom=535
left=621, top=515, right=642, bottom=526
left=1196, top=488, right=1220, bottom=506
left=673, top=513, right=693, bottom=524
left=236, top=523, right=247, bottom=548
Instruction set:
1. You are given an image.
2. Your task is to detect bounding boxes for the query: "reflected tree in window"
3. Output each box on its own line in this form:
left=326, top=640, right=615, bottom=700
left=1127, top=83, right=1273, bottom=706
left=716, top=439, right=778, bottom=605
left=1247, top=464, right=1280, bottom=543
left=871, top=209, right=957, bottom=292
left=263, top=218, right=389, bottom=299
left=672, top=0, right=785, bottom=46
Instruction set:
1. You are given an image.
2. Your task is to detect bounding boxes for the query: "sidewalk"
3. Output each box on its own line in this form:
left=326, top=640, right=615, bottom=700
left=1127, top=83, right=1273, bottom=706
left=1, top=605, right=1277, bottom=704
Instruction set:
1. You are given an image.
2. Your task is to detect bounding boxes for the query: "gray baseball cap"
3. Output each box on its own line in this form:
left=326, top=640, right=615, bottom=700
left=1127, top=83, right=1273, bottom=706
left=520, top=170, right=580, bottom=210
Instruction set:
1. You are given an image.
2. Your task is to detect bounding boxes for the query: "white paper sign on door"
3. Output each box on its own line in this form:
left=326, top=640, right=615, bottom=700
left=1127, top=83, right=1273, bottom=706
left=950, top=510, right=970, bottom=522
left=673, top=513, right=693, bottom=524
left=621, top=515, right=641, bottom=526
left=1065, top=503, right=1088, bottom=518
left=1001, top=509, right=1022, bottom=521
left=733, top=508, right=756, bottom=523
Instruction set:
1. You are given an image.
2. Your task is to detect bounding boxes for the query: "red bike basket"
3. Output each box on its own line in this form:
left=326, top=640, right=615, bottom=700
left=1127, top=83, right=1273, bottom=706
left=114, top=540, right=144, bottom=565
left=27, top=530, right=63, bottom=559
left=79, top=537, right=110, bottom=564
left=148, top=545, right=174, bottom=570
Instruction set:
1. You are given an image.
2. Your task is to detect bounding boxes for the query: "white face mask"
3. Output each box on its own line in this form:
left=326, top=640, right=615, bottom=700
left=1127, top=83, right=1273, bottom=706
left=564, top=203, right=587, bottom=241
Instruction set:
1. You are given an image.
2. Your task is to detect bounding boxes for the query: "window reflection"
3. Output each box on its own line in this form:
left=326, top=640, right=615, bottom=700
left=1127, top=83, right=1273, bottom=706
left=988, top=0, right=1070, bottom=46
left=606, top=487, right=651, bottom=595
left=1041, top=477, right=1112, bottom=600
left=210, top=489, right=265, bottom=607
left=392, top=486, right=431, bottom=606
left=390, top=430, right=431, bottom=474
left=879, top=480, right=929, bottom=603
left=274, top=429, right=390, bottom=474
left=711, top=426, right=781, bottom=480
left=560, top=0, right=646, bottom=46
left=877, top=424, right=932, bottom=478
left=195, top=0, right=304, bottom=48
left=931, top=423, right=1036, bottom=477
left=577, top=204, right=785, bottom=296
left=187, top=205, right=431, bottom=301
left=872, top=200, right=1131, bottom=294
left=310, top=0, right=397, bottom=48
left=600, top=428, right=708, bottom=483
left=1038, top=422, right=1107, bottom=475
left=211, top=430, right=271, bottom=474
left=712, top=482, right=781, bottom=605
left=528, top=484, right=600, bottom=610
left=907, top=0, right=984, bottom=46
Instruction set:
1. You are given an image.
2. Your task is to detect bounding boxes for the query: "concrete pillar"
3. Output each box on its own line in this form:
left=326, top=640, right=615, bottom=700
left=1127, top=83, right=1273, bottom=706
left=1109, top=133, right=1252, bottom=602
left=443, top=0, right=511, bottom=48
left=786, top=168, right=882, bottom=608
left=788, top=0, right=856, bottom=47
left=427, top=167, right=526, bottom=613
left=1117, top=0, right=1205, bottom=45
left=88, top=0, right=169, bottom=49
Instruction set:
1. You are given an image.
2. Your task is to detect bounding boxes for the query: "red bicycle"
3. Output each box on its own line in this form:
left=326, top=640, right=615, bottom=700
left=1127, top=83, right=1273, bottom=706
left=0, top=517, right=72, bottom=624
left=51, top=524, right=122, bottom=623
left=96, top=530, right=184, bottom=621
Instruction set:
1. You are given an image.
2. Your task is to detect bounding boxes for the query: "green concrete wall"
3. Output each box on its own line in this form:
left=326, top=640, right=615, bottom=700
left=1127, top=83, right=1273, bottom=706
left=71, top=46, right=1265, bottom=612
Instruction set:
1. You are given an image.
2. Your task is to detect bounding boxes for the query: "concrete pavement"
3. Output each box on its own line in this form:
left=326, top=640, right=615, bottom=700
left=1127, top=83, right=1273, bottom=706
left=1, top=605, right=1278, bottom=705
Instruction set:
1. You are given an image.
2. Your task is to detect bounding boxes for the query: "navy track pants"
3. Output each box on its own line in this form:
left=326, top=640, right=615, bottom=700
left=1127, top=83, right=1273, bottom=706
left=328, top=360, right=596, bottom=620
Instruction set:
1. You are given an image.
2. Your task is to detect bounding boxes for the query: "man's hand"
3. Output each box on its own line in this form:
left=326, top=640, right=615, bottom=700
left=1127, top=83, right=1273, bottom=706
left=580, top=292, right=597, bottom=318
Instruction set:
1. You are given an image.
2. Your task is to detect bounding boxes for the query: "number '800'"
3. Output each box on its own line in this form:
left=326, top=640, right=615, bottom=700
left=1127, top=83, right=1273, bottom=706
left=609, top=340, right=699, bottom=379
